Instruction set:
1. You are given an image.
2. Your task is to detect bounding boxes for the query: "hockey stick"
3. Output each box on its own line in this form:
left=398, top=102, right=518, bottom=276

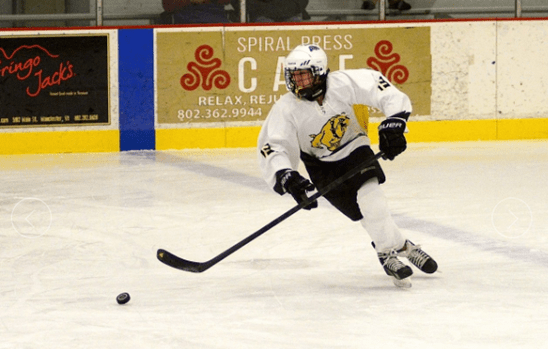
left=157, top=151, right=384, bottom=273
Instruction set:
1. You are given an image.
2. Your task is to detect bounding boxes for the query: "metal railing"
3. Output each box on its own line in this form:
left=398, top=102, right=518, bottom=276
left=0, top=12, right=160, bottom=24
left=307, top=5, right=548, bottom=20
left=0, top=0, right=546, bottom=27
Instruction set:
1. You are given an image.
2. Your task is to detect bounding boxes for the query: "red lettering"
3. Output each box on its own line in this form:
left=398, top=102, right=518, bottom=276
left=25, top=61, right=75, bottom=97
left=26, top=70, right=43, bottom=97
left=0, top=56, right=40, bottom=79
left=1, top=45, right=76, bottom=98
left=19, top=57, right=40, bottom=79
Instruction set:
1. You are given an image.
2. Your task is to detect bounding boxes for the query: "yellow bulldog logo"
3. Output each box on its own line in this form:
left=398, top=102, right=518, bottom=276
left=310, top=114, right=350, bottom=151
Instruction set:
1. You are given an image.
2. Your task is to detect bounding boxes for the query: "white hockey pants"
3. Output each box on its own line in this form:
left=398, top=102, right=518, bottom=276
left=357, top=177, right=405, bottom=253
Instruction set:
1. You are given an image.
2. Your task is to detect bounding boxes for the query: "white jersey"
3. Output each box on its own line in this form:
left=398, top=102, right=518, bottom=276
left=258, top=68, right=412, bottom=190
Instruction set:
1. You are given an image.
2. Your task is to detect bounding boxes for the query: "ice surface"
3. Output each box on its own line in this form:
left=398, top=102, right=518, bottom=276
left=1, top=140, right=547, bottom=349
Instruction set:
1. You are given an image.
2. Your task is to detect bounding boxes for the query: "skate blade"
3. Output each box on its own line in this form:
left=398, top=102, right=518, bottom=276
left=391, top=276, right=412, bottom=288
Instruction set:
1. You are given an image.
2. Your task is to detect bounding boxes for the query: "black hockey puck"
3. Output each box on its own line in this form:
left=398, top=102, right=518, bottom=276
left=116, top=292, right=130, bottom=305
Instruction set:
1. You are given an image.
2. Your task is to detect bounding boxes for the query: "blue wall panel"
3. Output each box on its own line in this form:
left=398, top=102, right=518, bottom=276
left=118, top=29, right=155, bottom=151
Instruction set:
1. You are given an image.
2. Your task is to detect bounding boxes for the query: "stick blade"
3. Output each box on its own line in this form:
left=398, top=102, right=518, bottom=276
left=157, top=249, right=207, bottom=273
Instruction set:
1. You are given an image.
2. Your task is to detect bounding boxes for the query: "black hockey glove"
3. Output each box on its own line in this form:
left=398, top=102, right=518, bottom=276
left=274, top=169, right=318, bottom=210
left=378, top=112, right=409, bottom=160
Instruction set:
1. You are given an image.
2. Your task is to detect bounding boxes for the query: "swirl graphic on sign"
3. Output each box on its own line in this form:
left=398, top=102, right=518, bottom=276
left=366, top=40, right=409, bottom=84
left=180, top=45, right=230, bottom=91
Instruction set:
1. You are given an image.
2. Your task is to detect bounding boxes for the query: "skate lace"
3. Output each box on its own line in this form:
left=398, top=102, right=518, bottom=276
left=379, top=250, right=405, bottom=271
left=384, top=257, right=405, bottom=271
left=406, top=244, right=430, bottom=268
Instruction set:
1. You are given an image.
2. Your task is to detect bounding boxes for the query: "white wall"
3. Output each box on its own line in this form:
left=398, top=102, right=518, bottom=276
left=429, top=19, right=548, bottom=121
left=497, top=20, right=548, bottom=119
left=430, top=21, right=497, bottom=121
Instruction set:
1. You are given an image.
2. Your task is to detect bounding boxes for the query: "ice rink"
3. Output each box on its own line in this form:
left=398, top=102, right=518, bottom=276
left=1, top=140, right=547, bottom=349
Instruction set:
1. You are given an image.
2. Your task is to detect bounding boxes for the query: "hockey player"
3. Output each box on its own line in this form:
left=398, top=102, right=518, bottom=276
left=257, top=44, right=437, bottom=287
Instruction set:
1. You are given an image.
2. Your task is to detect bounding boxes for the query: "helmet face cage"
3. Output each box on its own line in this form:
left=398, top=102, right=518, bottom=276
left=284, top=44, right=329, bottom=100
left=285, top=66, right=321, bottom=93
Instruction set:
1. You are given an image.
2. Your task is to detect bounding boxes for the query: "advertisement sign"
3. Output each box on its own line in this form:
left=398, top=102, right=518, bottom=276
left=156, top=26, right=431, bottom=125
left=0, top=34, right=110, bottom=128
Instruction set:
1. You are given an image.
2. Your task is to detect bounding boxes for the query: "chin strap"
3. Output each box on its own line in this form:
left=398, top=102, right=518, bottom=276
left=297, top=87, right=320, bottom=101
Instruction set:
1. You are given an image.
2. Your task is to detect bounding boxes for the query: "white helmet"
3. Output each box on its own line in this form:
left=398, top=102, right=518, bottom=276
left=284, top=44, right=329, bottom=101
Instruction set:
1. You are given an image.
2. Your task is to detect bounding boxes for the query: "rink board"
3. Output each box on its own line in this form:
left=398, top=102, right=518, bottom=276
left=2, top=117, right=544, bottom=155
left=2, top=20, right=548, bottom=154
left=155, top=118, right=548, bottom=150
left=0, top=130, right=119, bottom=155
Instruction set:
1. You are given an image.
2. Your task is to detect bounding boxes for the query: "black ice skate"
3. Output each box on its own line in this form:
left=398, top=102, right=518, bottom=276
left=377, top=250, right=413, bottom=288
left=401, top=240, right=438, bottom=274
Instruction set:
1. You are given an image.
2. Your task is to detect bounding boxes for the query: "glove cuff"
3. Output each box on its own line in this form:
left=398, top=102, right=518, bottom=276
left=273, top=169, right=292, bottom=195
left=388, top=111, right=411, bottom=121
